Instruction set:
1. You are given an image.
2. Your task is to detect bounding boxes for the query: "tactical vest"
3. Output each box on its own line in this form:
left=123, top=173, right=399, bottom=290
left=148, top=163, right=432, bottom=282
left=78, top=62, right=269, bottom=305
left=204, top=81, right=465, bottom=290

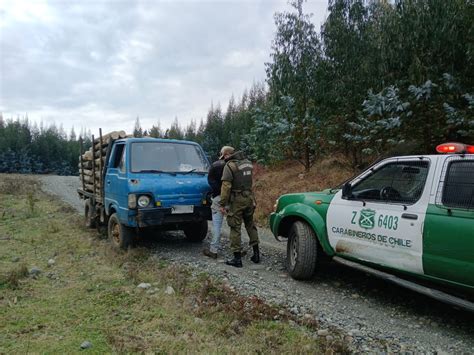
left=227, top=159, right=253, bottom=192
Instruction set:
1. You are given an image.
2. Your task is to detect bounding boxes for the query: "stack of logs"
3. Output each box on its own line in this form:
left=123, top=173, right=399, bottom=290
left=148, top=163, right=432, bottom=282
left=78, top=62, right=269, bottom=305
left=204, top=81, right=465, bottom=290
left=78, top=130, right=127, bottom=196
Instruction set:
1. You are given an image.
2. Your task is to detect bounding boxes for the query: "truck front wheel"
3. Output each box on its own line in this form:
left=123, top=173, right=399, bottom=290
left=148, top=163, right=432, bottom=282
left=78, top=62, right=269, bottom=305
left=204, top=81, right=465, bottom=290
left=287, top=221, right=318, bottom=280
left=183, top=220, right=208, bottom=242
left=108, top=213, right=134, bottom=250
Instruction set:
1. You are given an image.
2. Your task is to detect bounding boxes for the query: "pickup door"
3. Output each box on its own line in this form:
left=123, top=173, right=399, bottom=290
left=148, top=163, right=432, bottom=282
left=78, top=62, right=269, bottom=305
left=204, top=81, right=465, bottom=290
left=423, top=155, right=474, bottom=288
left=326, top=157, right=433, bottom=275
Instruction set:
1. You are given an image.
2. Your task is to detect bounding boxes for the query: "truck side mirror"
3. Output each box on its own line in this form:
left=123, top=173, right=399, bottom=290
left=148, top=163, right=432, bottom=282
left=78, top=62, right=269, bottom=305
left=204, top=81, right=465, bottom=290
left=342, top=182, right=352, bottom=199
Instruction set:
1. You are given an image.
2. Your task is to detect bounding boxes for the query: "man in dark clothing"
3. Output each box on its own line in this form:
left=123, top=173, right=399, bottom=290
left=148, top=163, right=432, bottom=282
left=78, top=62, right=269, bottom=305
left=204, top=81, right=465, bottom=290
left=207, top=156, right=226, bottom=199
left=202, top=148, right=228, bottom=259
left=219, top=148, right=260, bottom=267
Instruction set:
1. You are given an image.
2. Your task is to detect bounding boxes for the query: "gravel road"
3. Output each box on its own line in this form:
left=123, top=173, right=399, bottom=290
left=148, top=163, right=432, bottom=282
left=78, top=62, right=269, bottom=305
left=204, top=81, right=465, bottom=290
left=39, top=175, right=474, bottom=353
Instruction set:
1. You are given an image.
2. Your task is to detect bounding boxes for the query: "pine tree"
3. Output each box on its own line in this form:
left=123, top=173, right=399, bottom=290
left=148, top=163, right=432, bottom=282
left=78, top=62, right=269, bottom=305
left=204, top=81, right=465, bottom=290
left=69, top=127, right=77, bottom=141
left=149, top=121, right=162, bottom=138
left=168, top=117, right=184, bottom=139
left=133, top=116, right=143, bottom=137
left=202, top=103, right=224, bottom=156
left=184, top=119, right=197, bottom=141
left=265, top=0, right=323, bottom=171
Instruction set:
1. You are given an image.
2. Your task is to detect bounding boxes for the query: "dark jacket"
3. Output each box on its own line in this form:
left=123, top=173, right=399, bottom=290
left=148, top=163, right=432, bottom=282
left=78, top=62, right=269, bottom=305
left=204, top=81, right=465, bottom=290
left=208, top=159, right=225, bottom=197
left=221, top=151, right=253, bottom=191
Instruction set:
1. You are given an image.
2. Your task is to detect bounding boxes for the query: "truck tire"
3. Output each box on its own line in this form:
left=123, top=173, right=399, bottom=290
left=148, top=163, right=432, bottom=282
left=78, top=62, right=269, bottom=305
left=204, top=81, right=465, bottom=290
left=84, top=199, right=96, bottom=228
left=183, top=220, right=208, bottom=242
left=287, top=221, right=318, bottom=280
left=108, top=213, right=134, bottom=250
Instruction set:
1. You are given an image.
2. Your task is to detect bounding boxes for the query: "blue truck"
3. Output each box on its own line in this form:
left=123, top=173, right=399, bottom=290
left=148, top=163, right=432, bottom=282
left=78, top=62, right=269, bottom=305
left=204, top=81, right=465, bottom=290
left=78, top=130, right=212, bottom=249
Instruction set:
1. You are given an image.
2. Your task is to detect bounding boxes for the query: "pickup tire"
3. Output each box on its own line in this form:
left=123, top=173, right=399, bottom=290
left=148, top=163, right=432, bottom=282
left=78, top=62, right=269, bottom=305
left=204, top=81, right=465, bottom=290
left=84, top=199, right=96, bottom=228
left=108, top=213, right=134, bottom=250
left=183, top=220, right=208, bottom=242
left=287, top=221, right=318, bottom=280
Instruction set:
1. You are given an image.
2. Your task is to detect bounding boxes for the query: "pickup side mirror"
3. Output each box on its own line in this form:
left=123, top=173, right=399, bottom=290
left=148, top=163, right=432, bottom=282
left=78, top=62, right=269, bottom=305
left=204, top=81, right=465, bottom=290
left=342, top=182, right=352, bottom=199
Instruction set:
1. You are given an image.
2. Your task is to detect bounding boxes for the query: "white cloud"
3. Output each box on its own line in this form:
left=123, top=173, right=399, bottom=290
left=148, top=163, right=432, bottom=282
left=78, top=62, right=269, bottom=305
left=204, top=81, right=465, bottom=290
left=223, top=50, right=263, bottom=68
left=0, top=0, right=328, bottom=136
left=0, top=0, right=56, bottom=26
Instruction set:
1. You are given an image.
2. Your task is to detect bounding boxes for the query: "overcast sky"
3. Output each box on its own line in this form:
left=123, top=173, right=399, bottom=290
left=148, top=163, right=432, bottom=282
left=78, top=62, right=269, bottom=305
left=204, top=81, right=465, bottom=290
left=0, top=0, right=328, bottom=137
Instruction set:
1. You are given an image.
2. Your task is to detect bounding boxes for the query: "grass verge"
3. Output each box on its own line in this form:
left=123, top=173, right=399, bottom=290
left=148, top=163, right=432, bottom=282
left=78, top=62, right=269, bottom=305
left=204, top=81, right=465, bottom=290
left=0, top=174, right=349, bottom=353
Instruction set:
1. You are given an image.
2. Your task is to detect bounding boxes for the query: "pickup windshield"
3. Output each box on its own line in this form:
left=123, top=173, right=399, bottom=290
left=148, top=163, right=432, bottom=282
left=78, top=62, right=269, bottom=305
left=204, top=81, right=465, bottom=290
left=131, top=142, right=209, bottom=173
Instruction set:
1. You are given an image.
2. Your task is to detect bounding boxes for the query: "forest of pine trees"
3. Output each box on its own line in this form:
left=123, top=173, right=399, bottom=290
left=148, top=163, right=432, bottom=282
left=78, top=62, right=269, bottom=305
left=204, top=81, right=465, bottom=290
left=1, top=0, right=472, bottom=175
left=0, top=116, right=86, bottom=175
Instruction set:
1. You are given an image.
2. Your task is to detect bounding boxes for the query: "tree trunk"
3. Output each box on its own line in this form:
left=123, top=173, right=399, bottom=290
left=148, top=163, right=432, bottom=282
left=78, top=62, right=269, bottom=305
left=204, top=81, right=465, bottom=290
left=304, top=143, right=310, bottom=172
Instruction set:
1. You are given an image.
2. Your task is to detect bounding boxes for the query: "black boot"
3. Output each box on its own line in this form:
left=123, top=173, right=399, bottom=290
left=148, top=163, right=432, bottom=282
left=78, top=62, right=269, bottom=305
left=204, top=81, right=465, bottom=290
left=250, top=245, right=260, bottom=264
left=226, top=252, right=243, bottom=268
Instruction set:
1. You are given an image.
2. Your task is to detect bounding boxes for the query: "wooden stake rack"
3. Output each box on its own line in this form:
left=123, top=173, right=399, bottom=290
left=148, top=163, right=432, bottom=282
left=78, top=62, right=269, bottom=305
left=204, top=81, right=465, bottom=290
left=77, top=130, right=127, bottom=204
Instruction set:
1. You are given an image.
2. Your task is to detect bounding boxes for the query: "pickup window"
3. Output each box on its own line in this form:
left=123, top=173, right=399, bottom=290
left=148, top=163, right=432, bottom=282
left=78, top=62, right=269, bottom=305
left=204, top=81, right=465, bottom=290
left=442, top=160, right=474, bottom=209
left=351, top=160, right=429, bottom=204
left=131, top=142, right=209, bottom=173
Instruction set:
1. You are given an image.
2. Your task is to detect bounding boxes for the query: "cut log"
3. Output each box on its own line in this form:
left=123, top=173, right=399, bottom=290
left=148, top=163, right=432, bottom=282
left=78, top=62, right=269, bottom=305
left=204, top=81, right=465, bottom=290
left=80, top=170, right=101, bottom=178
left=93, top=131, right=128, bottom=150
left=79, top=150, right=92, bottom=161
left=94, top=147, right=108, bottom=158
left=80, top=175, right=100, bottom=184
left=80, top=173, right=101, bottom=180
left=85, top=183, right=102, bottom=191
left=95, top=157, right=105, bottom=166
left=94, top=142, right=108, bottom=151
left=78, top=161, right=92, bottom=169
left=81, top=150, right=94, bottom=161
left=93, top=130, right=126, bottom=144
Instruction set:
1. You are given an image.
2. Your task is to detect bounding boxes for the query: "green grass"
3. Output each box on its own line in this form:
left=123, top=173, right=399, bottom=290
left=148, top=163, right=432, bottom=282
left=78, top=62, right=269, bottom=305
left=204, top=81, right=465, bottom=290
left=0, top=175, right=348, bottom=353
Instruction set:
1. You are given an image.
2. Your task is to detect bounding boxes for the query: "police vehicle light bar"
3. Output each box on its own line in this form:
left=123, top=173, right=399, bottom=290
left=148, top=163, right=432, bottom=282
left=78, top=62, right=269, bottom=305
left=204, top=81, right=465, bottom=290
left=436, top=142, right=474, bottom=154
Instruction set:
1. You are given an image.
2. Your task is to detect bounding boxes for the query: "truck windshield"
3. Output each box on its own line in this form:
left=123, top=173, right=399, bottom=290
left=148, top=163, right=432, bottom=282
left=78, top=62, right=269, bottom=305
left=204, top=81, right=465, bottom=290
left=131, top=142, right=209, bottom=173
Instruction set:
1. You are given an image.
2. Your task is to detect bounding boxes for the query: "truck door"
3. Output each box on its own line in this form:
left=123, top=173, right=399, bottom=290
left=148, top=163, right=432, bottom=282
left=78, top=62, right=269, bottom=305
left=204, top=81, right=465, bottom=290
left=423, top=156, right=474, bottom=287
left=326, top=158, right=432, bottom=275
left=104, top=143, right=128, bottom=219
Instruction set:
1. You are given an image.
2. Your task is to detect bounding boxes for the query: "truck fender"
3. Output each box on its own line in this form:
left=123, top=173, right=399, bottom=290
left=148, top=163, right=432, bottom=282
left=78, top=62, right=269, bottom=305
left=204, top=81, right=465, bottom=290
left=106, top=202, right=119, bottom=217
left=277, top=203, right=335, bottom=256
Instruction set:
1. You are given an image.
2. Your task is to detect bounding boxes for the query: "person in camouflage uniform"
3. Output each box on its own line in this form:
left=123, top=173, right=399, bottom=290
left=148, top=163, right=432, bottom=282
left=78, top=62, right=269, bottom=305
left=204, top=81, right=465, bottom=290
left=219, top=146, right=260, bottom=268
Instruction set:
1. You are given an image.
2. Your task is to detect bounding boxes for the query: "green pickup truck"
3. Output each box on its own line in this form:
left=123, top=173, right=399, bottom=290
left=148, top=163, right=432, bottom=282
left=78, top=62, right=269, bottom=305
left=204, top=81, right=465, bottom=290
left=270, top=143, right=473, bottom=309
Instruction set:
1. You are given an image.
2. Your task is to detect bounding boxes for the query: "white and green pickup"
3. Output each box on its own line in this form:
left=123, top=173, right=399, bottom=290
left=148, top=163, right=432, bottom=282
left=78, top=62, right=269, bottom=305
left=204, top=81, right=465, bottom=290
left=270, top=143, right=474, bottom=310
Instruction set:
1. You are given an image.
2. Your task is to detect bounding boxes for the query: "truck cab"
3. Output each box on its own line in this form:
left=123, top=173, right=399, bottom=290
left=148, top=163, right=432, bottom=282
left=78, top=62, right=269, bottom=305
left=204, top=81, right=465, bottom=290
left=270, top=143, right=474, bottom=305
left=92, top=138, right=211, bottom=248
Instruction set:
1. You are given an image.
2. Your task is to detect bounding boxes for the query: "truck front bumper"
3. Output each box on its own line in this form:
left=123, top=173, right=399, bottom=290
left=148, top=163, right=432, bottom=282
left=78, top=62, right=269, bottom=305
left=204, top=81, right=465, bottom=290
left=136, top=206, right=212, bottom=228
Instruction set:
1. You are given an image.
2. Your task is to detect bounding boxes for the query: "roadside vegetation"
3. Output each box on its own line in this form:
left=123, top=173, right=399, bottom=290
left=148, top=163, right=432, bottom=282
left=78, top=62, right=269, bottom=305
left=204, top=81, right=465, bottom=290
left=0, top=175, right=349, bottom=353
left=253, top=156, right=354, bottom=224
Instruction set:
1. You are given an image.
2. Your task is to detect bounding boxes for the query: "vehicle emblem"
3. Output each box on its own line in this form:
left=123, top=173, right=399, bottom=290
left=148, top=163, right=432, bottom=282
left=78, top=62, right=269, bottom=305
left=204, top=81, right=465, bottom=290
left=359, top=209, right=376, bottom=230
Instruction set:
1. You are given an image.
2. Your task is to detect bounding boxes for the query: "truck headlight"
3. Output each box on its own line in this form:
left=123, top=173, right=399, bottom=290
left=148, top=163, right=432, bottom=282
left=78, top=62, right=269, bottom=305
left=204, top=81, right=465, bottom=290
left=128, top=194, right=137, bottom=209
left=138, top=195, right=151, bottom=208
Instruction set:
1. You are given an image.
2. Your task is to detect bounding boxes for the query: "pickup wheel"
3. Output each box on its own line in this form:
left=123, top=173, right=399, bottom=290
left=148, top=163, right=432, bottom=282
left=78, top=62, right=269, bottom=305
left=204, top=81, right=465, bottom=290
left=84, top=199, right=96, bottom=228
left=183, top=220, right=208, bottom=242
left=108, top=213, right=134, bottom=250
left=287, top=221, right=318, bottom=280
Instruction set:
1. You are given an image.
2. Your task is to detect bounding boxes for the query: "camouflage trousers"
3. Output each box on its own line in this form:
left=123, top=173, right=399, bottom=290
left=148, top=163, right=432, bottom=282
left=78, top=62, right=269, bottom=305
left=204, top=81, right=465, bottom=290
left=226, top=191, right=259, bottom=253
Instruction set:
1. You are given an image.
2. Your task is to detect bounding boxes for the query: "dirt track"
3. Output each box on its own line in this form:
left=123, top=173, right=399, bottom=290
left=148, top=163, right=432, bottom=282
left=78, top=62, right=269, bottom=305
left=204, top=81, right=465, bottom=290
left=39, top=175, right=474, bottom=353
